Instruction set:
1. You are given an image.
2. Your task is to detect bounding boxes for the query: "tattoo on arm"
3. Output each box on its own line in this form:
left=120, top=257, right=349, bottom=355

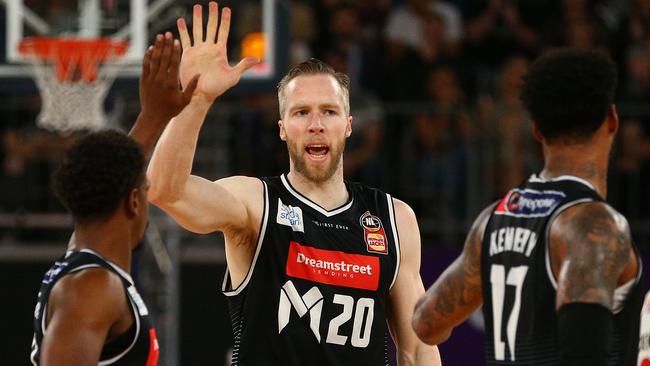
left=555, top=203, right=631, bottom=309
left=413, top=205, right=491, bottom=342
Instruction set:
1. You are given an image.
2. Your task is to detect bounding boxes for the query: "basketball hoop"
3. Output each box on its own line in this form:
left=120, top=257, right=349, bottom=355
left=18, top=37, right=128, bottom=133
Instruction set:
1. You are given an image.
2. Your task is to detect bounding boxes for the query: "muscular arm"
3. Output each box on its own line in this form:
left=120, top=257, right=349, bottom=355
left=549, top=202, right=636, bottom=365
left=40, top=269, right=127, bottom=366
left=386, top=199, right=441, bottom=366
left=550, top=202, right=635, bottom=309
left=412, top=203, right=495, bottom=345
left=147, top=2, right=260, bottom=234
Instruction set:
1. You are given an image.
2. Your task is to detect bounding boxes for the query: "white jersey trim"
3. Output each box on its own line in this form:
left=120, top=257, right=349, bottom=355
left=99, top=285, right=141, bottom=365
left=280, top=174, right=354, bottom=217
left=387, top=194, right=401, bottom=290
left=529, top=174, right=596, bottom=191
left=544, top=199, right=642, bottom=313
left=223, top=181, right=270, bottom=297
left=79, top=249, right=134, bottom=286
left=38, top=257, right=141, bottom=365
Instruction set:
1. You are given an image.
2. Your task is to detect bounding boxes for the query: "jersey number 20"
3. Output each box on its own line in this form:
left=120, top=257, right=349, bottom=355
left=490, top=264, right=529, bottom=361
left=278, top=280, right=374, bottom=348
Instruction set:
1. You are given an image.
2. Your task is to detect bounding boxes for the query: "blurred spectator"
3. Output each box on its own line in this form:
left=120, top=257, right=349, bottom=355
left=324, top=50, right=386, bottom=188
left=610, top=119, right=650, bottom=219
left=384, top=0, right=463, bottom=55
left=622, top=43, right=650, bottom=103
left=463, top=0, right=545, bottom=67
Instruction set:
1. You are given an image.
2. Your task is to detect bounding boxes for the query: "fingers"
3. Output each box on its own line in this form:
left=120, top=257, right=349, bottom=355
left=168, top=39, right=182, bottom=85
left=157, top=32, right=174, bottom=78
left=150, top=34, right=164, bottom=76
left=205, top=2, right=218, bottom=44
left=183, top=75, right=200, bottom=104
left=216, top=7, right=231, bottom=48
left=141, top=45, right=153, bottom=80
left=234, top=56, right=260, bottom=75
left=192, top=4, right=204, bottom=43
left=177, top=18, right=191, bottom=50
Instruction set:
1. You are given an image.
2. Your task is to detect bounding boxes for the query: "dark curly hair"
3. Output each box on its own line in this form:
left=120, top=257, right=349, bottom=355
left=520, top=48, right=617, bottom=143
left=53, top=130, right=145, bottom=220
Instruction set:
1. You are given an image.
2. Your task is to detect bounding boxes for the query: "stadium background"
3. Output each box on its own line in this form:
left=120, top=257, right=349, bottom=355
left=1, top=0, right=650, bottom=365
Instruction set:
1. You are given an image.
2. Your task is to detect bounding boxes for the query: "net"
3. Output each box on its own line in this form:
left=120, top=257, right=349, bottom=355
left=18, top=37, right=128, bottom=133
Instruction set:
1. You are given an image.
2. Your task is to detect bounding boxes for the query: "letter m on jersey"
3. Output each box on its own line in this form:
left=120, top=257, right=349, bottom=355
left=278, top=280, right=324, bottom=341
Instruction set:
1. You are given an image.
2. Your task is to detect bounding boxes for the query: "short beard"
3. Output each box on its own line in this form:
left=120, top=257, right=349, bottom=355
left=287, top=140, right=345, bottom=183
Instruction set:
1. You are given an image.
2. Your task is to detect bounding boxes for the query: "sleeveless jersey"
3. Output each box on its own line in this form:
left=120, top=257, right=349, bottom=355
left=30, top=249, right=159, bottom=366
left=222, top=174, right=400, bottom=366
left=481, top=174, right=644, bottom=366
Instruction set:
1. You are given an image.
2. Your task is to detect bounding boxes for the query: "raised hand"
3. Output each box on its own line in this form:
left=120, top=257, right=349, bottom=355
left=140, top=32, right=199, bottom=122
left=130, top=32, right=198, bottom=158
left=177, top=2, right=259, bottom=103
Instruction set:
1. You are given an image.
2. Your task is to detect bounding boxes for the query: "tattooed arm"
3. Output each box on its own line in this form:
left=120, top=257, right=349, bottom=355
left=412, top=202, right=496, bottom=345
left=549, top=202, right=637, bottom=309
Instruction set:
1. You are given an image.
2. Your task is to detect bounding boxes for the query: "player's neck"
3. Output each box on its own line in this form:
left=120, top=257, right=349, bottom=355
left=68, top=218, right=133, bottom=272
left=287, top=168, right=349, bottom=210
left=540, top=143, right=609, bottom=198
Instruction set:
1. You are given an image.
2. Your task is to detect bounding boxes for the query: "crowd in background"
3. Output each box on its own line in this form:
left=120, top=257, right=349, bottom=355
left=1, top=0, right=650, bottom=245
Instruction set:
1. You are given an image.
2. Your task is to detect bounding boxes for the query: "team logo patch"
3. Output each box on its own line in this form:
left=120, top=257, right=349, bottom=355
left=286, top=242, right=380, bottom=291
left=360, top=211, right=388, bottom=254
left=276, top=198, right=304, bottom=233
left=494, top=189, right=565, bottom=218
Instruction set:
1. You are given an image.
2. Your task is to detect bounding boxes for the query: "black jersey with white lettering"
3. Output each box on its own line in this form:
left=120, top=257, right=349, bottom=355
left=222, top=174, right=400, bottom=366
left=30, top=249, right=159, bottom=366
left=481, top=174, right=644, bottom=365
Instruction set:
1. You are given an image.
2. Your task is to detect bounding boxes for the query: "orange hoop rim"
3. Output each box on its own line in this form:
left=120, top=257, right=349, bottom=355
left=18, top=37, right=128, bottom=82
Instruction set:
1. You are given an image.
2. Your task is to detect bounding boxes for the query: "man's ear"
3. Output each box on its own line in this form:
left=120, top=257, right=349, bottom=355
left=125, top=189, right=139, bottom=218
left=608, top=104, right=619, bottom=135
left=279, top=120, right=287, bottom=141
left=346, top=116, right=353, bottom=138
left=532, top=121, right=543, bottom=142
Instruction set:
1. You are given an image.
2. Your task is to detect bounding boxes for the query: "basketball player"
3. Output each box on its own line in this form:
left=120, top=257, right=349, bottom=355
left=147, top=2, right=441, bottom=365
left=412, top=49, right=643, bottom=365
left=30, top=33, right=196, bottom=365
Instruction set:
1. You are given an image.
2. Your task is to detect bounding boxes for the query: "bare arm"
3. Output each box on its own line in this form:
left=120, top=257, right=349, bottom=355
left=387, top=199, right=441, bottom=366
left=147, top=2, right=259, bottom=234
left=412, top=202, right=495, bottom=345
left=550, top=202, right=635, bottom=309
left=129, top=32, right=197, bottom=158
left=40, top=269, right=126, bottom=366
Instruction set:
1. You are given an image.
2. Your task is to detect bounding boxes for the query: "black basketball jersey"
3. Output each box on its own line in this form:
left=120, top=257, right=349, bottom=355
left=30, top=249, right=159, bottom=366
left=222, top=174, right=400, bottom=366
left=481, top=174, right=644, bottom=365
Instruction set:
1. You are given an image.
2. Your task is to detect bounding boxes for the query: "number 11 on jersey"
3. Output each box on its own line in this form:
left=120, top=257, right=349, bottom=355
left=490, top=264, right=529, bottom=361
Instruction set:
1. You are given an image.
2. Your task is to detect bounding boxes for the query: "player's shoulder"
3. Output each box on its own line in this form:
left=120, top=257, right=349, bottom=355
left=552, top=201, right=631, bottom=242
left=50, top=267, right=126, bottom=316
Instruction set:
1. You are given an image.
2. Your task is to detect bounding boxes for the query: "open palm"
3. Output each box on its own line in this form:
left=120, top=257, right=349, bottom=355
left=177, top=2, right=258, bottom=102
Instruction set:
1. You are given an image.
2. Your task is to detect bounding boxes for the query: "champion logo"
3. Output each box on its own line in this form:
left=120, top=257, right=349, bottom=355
left=286, top=242, right=380, bottom=291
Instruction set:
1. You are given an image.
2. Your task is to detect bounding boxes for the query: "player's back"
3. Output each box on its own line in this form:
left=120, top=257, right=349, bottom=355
left=30, top=249, right=159, bottom=366
left=481, top=174, right=644, bottom=365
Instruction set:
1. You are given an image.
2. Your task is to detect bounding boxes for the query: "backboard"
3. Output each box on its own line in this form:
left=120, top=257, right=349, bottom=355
left=0, top=0, right=285, bottom=84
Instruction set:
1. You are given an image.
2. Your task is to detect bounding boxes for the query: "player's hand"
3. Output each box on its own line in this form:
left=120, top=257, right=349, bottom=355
left=177, top=2, right=259, bottom=103
left=139, top=32, right=199, bottom=123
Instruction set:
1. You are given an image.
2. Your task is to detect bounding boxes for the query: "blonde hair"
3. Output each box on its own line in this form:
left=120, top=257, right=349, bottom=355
left=277, top=58, right=351, bottom=117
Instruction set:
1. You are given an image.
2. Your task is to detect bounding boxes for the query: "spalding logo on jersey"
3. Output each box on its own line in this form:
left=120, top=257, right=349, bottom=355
left=494, top=189, right=566, bottom=218
left=277, top=198, right=304, bottom=232
left=360, top=211, right=388, bottom=254
left=286, top=241, right=380, bottom=291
